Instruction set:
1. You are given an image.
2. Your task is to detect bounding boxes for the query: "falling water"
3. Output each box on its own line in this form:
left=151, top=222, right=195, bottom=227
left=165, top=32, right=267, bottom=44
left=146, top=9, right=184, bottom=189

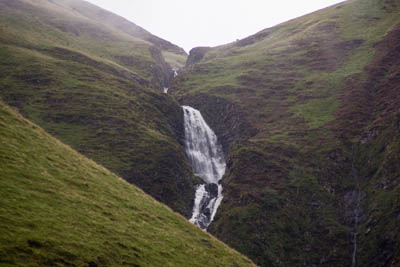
left=182, top=106, right=226, bottom=229
left=173, top=68, right=179, bottom=78
left=351, top=145, right=361, bottom=267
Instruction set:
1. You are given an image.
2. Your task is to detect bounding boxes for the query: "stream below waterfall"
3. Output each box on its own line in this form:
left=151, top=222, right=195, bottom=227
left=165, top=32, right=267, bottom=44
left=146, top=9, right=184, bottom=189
left=182, top=106, right=226, bottom=230
left=350, top=145, right=361, bottom=267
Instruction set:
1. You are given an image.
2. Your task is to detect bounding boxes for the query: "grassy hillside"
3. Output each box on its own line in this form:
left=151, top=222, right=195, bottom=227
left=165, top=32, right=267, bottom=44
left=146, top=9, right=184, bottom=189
left=0, top=0, right=196, bottom=216
left=172, top=0, right=400, bottom=265
left=0, top=101, right=254, bottom=266
left=0, top=0, right=186, bottom=88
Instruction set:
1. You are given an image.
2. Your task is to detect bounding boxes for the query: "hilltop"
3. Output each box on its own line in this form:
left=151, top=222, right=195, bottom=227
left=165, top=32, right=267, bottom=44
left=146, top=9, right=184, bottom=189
left=172, top=0, right=400, bottom=265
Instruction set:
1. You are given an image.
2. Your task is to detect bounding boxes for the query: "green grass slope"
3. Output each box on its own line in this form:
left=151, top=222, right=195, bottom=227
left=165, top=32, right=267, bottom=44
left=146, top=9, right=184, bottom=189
left=0, top=0, right=186, bottom=88
left=0, top=101, right=254, bottom=267
left=172, top=0, right=400, bottom=265
left=0, top=0, right=195, bottom=216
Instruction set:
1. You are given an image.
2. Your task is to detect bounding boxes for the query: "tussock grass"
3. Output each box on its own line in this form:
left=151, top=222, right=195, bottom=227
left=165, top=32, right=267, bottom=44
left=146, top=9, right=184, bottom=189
left=0, top=101, right=254, bottom=266
left=0, top=0, right=193, bottom=216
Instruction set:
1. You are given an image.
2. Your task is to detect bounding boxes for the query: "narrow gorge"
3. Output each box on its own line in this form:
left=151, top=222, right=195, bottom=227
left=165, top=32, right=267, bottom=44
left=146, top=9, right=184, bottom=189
left=182, top=106, right=226, bottom=229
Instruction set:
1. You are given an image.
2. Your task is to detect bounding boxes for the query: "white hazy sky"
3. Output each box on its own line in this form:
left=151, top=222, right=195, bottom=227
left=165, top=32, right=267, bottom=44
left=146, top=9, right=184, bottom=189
left=85, top=0, right=345, bottom=52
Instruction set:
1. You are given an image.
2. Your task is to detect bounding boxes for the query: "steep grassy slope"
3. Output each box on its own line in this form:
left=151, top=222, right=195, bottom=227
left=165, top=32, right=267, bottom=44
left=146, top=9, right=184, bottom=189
left=172, top=0, right=400, bottom=265
left=0, top=101, right=255, bottom=266
left=0, top=0, right=186, bottom=88
left=0, top=0, right=196, bottom=216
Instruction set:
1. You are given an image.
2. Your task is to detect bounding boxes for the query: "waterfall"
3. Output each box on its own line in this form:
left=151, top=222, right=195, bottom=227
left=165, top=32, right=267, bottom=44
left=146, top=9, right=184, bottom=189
left=172, top=68, right=179, bottom=78
left=182, top=106, right=226, bottom=229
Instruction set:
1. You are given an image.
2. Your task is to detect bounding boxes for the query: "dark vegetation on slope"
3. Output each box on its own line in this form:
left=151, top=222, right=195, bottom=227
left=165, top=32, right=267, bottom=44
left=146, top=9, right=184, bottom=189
left=171, top=0, right=400, bottom=265
left=0, top=101, right=255, bottom=267
left=0, top=0, right=198, bottom=216
left=1, top=0, right=399, bottom=266
left=341, top=23, right=400, bottom=266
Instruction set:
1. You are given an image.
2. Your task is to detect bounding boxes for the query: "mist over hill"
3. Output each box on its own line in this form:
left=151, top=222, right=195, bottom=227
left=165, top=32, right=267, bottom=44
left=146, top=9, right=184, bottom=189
left=1, top=0, right=400, bottom=266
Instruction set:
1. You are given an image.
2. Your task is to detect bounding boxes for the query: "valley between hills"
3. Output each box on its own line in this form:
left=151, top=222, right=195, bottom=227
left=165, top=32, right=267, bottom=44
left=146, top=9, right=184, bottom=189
left=1, top=0, right=400, bottom=266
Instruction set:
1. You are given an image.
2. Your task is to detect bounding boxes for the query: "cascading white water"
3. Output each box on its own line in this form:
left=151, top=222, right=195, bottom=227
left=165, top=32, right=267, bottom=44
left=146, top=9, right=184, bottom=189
left=182, top=105, right=226, bottom=229
left=173, top=68, right=179, bottom=78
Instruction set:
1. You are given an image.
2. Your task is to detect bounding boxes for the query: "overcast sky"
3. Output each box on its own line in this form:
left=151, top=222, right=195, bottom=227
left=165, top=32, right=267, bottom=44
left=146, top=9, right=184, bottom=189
left=85, top=0, right=345, bottom=53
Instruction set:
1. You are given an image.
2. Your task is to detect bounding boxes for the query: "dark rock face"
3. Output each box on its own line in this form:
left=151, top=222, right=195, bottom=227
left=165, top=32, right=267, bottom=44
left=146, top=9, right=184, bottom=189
left=206, top=183, right=219, bottom=198
left=149, top=46, right=173, bottom=89
left=186, top=47, right=211, bottom=66
left=145, top=35, right=187, bottom=56
left=178, top=93, right=257, bottom=155
left=195, top=183, right=220, bottom=229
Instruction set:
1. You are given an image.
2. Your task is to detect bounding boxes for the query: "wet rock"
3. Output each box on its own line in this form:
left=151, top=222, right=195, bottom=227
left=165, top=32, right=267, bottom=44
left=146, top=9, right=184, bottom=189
left=360, top=128, right=380, bottom=144
left=207, top=183, right=219, bottom=197
left=186, top=47, right=211, bottom=66
left=149, top=46, right=173, bottom=89
left=179, top=94, right=258, bottom=154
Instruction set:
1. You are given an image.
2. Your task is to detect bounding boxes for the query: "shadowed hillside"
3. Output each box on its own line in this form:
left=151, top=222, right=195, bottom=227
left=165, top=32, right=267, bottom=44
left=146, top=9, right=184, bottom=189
left=172, top=0, right=400, bottom=265
left=1, top=0, right=400, bottom=265
left=0, top=0, right=196, bottom=216
left=0, top=101, right=255, bottom=266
